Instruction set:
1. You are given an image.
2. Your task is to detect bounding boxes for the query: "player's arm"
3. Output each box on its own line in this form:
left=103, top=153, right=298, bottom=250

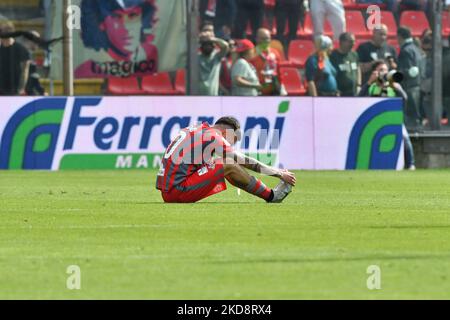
left=227, top=150, right=296, bottom=186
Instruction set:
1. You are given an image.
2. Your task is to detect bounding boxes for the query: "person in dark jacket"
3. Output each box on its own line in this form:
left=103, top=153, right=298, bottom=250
left=397, top=26, right=423, bottom=128
left=232, top=0, right=265, bottom=41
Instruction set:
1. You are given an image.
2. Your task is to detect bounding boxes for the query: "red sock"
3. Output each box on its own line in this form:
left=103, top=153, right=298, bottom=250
left=245, top=177, right=273, bottom=201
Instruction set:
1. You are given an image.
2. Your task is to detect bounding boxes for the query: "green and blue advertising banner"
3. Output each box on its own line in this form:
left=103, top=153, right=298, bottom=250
left=0, top=97, right=404, bottom=170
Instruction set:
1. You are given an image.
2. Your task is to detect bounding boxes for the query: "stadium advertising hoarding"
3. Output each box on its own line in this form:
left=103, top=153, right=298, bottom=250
left=0, top=97, right=404, bottom=171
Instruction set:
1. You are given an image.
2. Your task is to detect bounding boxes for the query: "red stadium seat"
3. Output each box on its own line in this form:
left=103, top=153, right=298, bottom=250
left=352, top=1, right=387, bottom=10
left=142, top=72, right=176, bottom=95
left=400, top=11, right=430, bottom=37
left=443, top=11, right=450, bottom=37
left=106, top=77, right=143, bottom=95
left=280, top=67, right=307, bottom=96
left=378, top=11, right=398, bottom=38
left=287, top=39, right=315, bottom=68
left=345, top=11, right=370, bottom=38
left=174, top=69, right=186, bottom=95
left=300, top=13, right=333, bottom=38
left=264, top=0, right=276, bottom=9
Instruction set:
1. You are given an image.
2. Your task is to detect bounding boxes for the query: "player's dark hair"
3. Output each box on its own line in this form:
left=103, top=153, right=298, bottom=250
left=215, top=117, right=240, bottom=131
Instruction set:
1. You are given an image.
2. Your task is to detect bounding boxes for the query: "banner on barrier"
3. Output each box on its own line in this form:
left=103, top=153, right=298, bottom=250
left=0, top=97, right=404, bottom=171
left=50, top=0, right=187, bottom=79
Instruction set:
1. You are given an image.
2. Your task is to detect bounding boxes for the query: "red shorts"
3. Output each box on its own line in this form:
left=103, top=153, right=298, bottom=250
left=161, top=163, right=227, bottom=203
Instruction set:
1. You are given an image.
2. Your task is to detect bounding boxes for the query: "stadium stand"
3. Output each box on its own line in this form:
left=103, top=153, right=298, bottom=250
left=378, top=11, right=398, bottom=38
left=106, top=77, right=142, bottom=95
left=280, top=67, right=307, bottom=96
left=443, top=10, right=450, bottom=37
left=142, top=73, right=176, bottom=95
left=174, top=69, right=186, bottom=95
left=300, top=13, right=334, bottom=38
left=400, top=10, right=431, bottom=37
left=345, top=10, right=370, bottom=39
left=286, top=39, right=315, bottom=68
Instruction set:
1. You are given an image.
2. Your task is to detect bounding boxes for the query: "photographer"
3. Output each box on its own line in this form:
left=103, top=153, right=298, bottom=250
left=359, top=60, right=416, bottom=170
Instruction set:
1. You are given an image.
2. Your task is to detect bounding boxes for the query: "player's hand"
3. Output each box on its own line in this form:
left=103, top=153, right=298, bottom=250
left=279, top=169, right=296, bottom=186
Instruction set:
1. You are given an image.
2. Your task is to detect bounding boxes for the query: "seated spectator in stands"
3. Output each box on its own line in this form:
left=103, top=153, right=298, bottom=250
left=330, top=32, right=362, bottom=97
left=397, top=26, right=423, bottom=127
left=198, top=32, right=229, bottom=96
left=0, top=21, right=31, bottom=96
left=219, top=39, right=236, bottom=95
left=358, top=60, right=416, bottom=170
left=22, top=30, right=47, bottom=96
left=305, top=35, right=339, bottom=97
left=250, top=28, right=287, bottom=96
left=310, top=0, right=346, bottom=41
left=232, top=0, right=265, bottom=41
left=275, top=0, right=305, bottom=48
left=231, top=39, right=261, bottom=96
left=357, top=24, right=398, bottom=84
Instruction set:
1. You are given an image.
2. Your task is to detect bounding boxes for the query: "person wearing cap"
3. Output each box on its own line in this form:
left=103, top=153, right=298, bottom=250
left=231, top=39, right=261, bottom=96
left=198, top=32, right=229, bottom=96
left=305, top=35, right=338, bottom=97
left=397, top=26, right=423, bottom=128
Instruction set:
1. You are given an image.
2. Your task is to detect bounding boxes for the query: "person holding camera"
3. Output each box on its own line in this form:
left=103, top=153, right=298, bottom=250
left=359, top=60, right=416, bottom=170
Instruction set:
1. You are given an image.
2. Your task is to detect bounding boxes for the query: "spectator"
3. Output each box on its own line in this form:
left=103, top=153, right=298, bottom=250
left=232, top=0, right=265, bottom=41
left=443, top=35, right=450, bottom=126
left=214, top=0, right=237, bottom=40
left=397, top=26, right=423, bottom=127
left=231, top=39, right=261, bottom=96
left=201, top=20, right=215, bottom=37
left=219, top=39, right=236, bottom=95
left=250, top=28, right=287, bottom=96
left=357, top=24, right=398, bottom=84
left=275, top=0, right=305, bottom=48
left=358, top=60, right=416, bottom=170
left=305, top=35, right=339, bottom=96
left=419, top=30, right=434, bottom=125
left=198, top=32, right=230, bottom=96
left=22, top=30, right=47, bottom=96
left=0, top=21, right=31, bottom=96
left=330, top=32, right=362, bottom=97
left=310, top=0, right=346, bottom=41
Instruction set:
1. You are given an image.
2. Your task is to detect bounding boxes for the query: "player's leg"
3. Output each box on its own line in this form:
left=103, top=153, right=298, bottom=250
left=223, top=163, right=274, bottom=202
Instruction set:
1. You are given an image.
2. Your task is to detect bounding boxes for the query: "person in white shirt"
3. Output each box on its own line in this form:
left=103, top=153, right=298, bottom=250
left=231, top=39, right=261, bottom=96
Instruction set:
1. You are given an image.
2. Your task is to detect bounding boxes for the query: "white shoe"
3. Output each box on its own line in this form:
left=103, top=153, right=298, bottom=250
left=271, top=180, right=292, bottom=203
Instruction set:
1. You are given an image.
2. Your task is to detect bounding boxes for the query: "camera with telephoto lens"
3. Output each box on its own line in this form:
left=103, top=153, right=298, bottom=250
left=379, top=70, right=404, bottom=83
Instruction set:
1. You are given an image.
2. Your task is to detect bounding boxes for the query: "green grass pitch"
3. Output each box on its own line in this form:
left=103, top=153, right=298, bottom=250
left=1, top=170, right=450, bottom=299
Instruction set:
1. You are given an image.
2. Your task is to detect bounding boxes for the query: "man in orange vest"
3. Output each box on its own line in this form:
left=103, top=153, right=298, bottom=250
left=250, top=28, right=287, bottom=96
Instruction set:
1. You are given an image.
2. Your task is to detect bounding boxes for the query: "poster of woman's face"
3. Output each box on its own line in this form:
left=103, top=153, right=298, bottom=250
left=75, top=0, right=159, bottom=78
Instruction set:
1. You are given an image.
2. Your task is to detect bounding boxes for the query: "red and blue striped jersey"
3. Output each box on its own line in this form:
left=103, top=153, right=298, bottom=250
left=156, top=123, right=232, bottom=192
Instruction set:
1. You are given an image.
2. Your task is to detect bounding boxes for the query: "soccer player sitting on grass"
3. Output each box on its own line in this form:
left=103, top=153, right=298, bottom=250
left=156, top=117, right=296, bottom=203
